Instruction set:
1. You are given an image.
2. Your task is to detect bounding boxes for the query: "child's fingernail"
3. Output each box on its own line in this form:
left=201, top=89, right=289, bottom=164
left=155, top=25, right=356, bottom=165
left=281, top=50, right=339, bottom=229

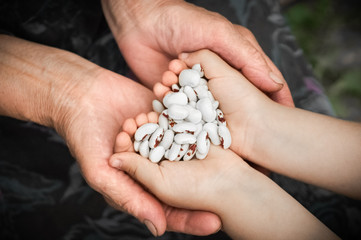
left=144, top=219, right=158, bottom=237
left=269, top=72, right=284, bottom=86
left=179, top=52, right=189, bottom=59
left=110, top=159, right=122, bottom=168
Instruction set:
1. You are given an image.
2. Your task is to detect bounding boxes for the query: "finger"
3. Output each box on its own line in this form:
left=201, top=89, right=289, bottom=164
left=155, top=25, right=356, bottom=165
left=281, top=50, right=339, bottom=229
left=164, top=205, right=222, bottom=236
left=122, top=118, right=137, bottom=136
left=114, top=131, right=134, bottom=153
left=180, top=48, right=295, bottom=108
left=168, top=59, right=188, bottom=75
left=179, top=50, right=241, bottom=80
left=84, top=161, right=167, bottom=237
left=236, top=25, right=280, bottom=74
left=162, top=70, right=179, bottom=87
left=210, top=25, right=284, bottom=93
left=110, top=152, right=161, bottom=193
left=110, top=153, right=222, bottom=236
left=120, top=43, right=171, bottom=89
left=269, top=86, right=295, bottom=107
left=237, top=27, right=295, bottom=107
left=147, top=111, right=159, bottom=123
left=135, top=113, right=148, bottom=127
left=153, top=82, right=171, bottom=100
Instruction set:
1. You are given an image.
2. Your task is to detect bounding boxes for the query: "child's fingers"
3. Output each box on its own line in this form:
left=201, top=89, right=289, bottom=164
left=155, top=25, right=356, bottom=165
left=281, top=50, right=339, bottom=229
left=122, top=118, right=138, bottom=136
left=168, top=59, right=188, bottom=75
left=179, top=50, right=240, bottom=80
left=147, top=111, right=159, bottom=123
left=162, top=70, right=178, bottom=87
left=135, top=113, right=149, bottom=127
left=153, top=82, right=171, bottom=100
left=110, top=152, right=161, bottom=193
left=114, top=132, right=134, bottom=153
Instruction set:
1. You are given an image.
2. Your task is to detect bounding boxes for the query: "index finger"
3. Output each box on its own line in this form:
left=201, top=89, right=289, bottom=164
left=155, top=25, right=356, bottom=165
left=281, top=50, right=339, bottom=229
left=210, top=24, right=294, bottom=107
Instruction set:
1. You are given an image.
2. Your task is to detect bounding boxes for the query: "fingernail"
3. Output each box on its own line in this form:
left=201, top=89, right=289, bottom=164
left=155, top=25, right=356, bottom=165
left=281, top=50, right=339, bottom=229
left=269, top=72, right=284, bottom=85
left=179, top=52, right=189, bottom=60
left=144, top=219, right=158, bottom=237
left=110, top=159, right=122, bottom=168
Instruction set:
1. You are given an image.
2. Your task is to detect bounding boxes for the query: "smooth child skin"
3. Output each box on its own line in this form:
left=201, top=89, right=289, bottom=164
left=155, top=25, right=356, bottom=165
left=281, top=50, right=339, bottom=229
left=154, top=50, right=361, bottom=200
left=111, top=113, right=338, bottom=240
left=111, top=49, right=361, bottom=238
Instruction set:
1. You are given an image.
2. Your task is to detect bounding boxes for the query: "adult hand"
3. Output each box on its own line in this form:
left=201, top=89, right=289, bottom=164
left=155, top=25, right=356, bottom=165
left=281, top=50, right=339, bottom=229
left=0, top=35, right=221, bottom=237
left=102, top=0, right=294, bottom=106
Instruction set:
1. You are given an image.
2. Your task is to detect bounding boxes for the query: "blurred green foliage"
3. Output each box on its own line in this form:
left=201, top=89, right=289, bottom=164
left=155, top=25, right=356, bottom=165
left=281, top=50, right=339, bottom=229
left=283, top=0, right=361, bottom=120
left=285, top=0, right=334, bottom=64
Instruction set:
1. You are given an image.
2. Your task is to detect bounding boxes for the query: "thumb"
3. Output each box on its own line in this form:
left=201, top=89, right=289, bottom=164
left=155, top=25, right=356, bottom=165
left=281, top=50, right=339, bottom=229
left=110, top=152, right=162, bottom=194
left=83, top=155, right=167, bottom=236
left=110, top=152, right=223, bottom=236
left=211, top=25, right=283, bottom=92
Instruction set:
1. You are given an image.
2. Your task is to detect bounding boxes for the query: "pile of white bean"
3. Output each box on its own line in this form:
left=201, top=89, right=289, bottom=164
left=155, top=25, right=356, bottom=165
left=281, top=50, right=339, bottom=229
left=134, top=64, right=231, bottom=163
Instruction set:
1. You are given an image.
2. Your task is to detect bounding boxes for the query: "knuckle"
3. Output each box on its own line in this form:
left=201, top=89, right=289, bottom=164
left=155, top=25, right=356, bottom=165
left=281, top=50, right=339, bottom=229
left=244, top=44, right=264, bottom=64
left=216, top=20, right=235, bottom=38
left=238, top=26, right=254, bottom=39
left=81, top=165, right=103, bottom=191
left=209, top=18, right=235, bottom=44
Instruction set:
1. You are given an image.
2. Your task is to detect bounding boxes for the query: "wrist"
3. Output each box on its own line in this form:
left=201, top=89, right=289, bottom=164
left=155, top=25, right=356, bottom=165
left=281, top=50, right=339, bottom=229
left=0, top=35, right=104, bottom=132
left=0, top=35, right=52, bottom=126
left=44, top=51, right=105, bottom=138
left=227, top=91, right=279, bottom=162
left=207, top=157, right=257, bottom=214
left=243, top=100, right=294, bottom=169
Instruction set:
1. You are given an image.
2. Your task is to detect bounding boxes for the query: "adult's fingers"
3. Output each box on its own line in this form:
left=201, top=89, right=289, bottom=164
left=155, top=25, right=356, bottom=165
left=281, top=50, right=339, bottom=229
left=236, top=26, right=295, bottom=107
left=110, top=152, right=222, bottom=236
left=211, top=24, right=294, bottom=107
left=82, top=160, right=167, bottom=236
left=109, top=152, right=172, bottom=204
left=164, top=205, right=221, bottom=235
left=209, top=23, right=281, bottom=91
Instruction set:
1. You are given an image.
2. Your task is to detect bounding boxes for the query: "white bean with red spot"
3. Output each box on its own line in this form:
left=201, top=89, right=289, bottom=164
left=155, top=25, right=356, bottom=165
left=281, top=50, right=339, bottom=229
left=168, top=104, right=189, bottom=120
left=192, top=63, right=204, bottom=77
left=171, top=84, right=180, bottom=92
left=168, top=143, right=181, bottom=161
left=219, top=125, right=232, bottom=149
left=172, top=122, right=197, bottom=134
left=216, top=109, right=226, bottom=126
left=183, top=144, right=197, bottom=161
left=163, top=92, right=188, bottom=108
left=184, top=85, right=197, bottom=102
left=196, top=139, right=210, bottom=160
left=149, top=146, right=165, bottom=163
left=176, top=144, right=189, bottom=161
left=135, top=123, right=159, bottom=142
left=139, top=140, right=150, bottom=158
left=196, top=130, right=209, bottom=154
left=197, top=98, right=216, bottom=123
left=159, top=130, right=174, bottom=150
left=133, top=63, right=232, bottom=162
left=148, top=127, right=164, bottom=149
left=158, top=110, right=169, bottom=130
left=174, top=133, right=196, bottom=145
left=152, top=99, right=165, bottom=113
left=203, top=122, right=220, bottom=146
left=179, top=69, right=201, bottom=87
left=134, top=141, right=141, bottom=152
